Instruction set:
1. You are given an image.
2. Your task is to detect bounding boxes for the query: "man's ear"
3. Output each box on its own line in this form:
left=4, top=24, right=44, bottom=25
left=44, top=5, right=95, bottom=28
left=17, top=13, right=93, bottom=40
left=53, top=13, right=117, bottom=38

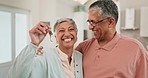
left=108, top=17, right=116, bottom=28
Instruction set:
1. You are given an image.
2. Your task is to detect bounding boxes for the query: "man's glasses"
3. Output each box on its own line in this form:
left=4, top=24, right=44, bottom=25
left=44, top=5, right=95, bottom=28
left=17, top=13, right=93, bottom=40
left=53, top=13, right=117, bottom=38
left=87, top=17, right=110, bottom=26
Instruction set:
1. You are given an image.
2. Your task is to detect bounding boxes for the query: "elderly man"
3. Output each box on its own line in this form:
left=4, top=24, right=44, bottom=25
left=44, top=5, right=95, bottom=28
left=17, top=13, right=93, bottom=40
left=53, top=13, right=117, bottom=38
left=76, top=0, right=148, bottom=78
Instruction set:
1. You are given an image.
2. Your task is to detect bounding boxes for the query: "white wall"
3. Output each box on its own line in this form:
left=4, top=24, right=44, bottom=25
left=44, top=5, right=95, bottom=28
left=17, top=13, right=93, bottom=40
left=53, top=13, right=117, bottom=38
left=56, top=0, right=78, bottom=18
left=140, top=7, right=148, bottom=37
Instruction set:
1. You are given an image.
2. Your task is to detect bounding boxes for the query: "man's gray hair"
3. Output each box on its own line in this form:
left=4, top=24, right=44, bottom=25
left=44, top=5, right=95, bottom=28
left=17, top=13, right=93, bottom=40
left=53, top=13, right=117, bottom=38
left=54, top=18, right=78, bottom=32
left=89, top=0, right=118, bottom=24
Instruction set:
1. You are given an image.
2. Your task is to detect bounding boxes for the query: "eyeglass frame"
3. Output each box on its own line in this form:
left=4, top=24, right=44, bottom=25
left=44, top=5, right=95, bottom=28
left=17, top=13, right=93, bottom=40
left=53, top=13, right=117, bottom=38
left=87, top=17, right=111, bottom=26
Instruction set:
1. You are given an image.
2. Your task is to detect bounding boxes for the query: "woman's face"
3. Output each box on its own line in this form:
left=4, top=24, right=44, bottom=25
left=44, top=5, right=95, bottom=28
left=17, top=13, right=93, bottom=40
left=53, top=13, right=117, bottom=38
left=55, top=22, right=77, bottom=49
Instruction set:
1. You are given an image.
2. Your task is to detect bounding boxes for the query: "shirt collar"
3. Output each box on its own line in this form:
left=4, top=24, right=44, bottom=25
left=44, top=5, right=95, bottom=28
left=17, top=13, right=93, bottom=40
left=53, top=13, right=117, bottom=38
left=57, top=47, right=74, bottom=61
left=94, top=33, right=121, bottom=51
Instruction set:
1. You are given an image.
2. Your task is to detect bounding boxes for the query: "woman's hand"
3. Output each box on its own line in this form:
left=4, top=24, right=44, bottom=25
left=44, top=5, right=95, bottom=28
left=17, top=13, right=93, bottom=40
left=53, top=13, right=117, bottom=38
left=29, top=22, right=51, bottom=46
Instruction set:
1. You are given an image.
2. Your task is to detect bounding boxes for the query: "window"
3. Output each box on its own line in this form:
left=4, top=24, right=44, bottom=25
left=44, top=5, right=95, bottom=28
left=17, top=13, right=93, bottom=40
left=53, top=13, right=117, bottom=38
left=0, top=11, right=12, bottom=64
left=15, top=13, right=28, bottom=57
left=0, top=5, right=29, bottom=65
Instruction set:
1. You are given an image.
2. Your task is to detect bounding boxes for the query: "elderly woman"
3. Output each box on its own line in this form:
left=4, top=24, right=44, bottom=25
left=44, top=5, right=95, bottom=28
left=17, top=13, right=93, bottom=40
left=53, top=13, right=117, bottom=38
left=7, top=18, right=83, bottom=78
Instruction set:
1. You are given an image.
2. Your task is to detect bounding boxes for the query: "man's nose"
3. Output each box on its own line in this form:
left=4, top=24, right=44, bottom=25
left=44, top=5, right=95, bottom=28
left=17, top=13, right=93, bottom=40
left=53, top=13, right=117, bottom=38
left=89, top=25, right=94, bottom=30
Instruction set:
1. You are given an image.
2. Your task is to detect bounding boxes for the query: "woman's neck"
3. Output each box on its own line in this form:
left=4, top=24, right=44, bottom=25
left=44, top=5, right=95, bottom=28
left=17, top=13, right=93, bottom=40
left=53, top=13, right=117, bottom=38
left=59, top=46, right=73, bottom=63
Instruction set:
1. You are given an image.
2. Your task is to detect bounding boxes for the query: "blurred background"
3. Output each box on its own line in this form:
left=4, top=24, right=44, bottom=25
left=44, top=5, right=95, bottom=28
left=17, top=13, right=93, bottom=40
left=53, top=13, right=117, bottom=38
left=0, top=0, right=148, bottom=78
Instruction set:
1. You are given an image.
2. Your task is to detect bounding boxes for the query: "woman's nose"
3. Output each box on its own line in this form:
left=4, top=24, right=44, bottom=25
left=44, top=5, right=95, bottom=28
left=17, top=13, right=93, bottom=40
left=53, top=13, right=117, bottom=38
left=64, top=30, right=70, bottom=36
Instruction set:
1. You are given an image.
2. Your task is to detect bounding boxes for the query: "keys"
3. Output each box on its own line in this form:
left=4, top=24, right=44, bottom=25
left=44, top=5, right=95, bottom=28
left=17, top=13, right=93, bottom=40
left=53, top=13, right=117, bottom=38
left=43, top=21, right=53, bottom=42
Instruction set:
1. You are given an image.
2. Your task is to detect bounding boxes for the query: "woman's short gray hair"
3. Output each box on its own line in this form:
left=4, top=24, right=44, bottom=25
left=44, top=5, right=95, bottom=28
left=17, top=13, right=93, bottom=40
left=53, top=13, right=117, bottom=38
left=54, top=18, right=78, bottom=32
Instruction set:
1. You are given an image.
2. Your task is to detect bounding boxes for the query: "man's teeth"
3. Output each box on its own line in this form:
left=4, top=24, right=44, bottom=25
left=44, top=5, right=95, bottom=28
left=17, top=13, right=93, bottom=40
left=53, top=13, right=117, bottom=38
left=64, top=39, right=72, bottom=42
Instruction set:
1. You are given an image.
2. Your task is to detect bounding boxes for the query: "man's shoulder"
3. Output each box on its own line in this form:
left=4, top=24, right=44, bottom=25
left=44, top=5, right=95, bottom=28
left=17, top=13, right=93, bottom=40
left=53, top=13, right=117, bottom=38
left=120, top=35, right=141, bottom=45
left=75, top=38, right=96, bottom=53
left=120, top=34, right=146, bottom=50
left=79, top=38, right=95, bottom=45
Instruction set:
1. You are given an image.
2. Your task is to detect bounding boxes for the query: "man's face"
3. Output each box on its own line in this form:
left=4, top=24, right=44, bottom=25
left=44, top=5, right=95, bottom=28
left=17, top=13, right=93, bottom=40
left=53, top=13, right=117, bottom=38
left=55, top=22, right=77, bottom=49
left=88, top=9, right=111, bottom=41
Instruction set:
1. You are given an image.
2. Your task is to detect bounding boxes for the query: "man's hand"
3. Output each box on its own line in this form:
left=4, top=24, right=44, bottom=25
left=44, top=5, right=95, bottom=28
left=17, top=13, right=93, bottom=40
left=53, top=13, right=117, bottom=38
left=29, top=22, right=51, bottom=46
left=37, top=46, right=43, bottom=55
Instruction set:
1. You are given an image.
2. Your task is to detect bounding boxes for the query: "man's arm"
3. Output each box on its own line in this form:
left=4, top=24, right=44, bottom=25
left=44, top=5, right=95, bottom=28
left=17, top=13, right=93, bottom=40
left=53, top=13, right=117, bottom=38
left=135, top=50, right=148, bottom=78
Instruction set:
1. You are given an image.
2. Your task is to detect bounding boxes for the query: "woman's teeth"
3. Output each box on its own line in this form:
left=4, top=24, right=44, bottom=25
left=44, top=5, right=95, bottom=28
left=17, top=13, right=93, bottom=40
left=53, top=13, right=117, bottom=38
left=64, top=39, right=72, bottom=42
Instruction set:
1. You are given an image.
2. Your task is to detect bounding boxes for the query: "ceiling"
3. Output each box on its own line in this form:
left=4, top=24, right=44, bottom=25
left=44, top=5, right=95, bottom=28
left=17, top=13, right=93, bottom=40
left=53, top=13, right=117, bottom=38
left=74, top=0, right=90, bottom=4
